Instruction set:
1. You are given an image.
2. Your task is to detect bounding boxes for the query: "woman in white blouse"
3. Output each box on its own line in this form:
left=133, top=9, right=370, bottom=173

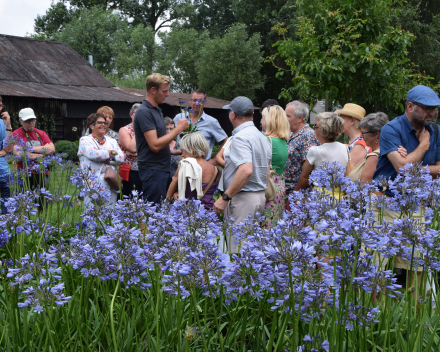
left=78, top=113, right=124, bottom=208
left=295, top=112, right=347, bottom=191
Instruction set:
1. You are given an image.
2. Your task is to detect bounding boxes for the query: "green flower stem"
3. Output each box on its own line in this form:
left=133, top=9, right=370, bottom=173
left=190, top=290, right=208, bottom=352
left=110, top=279, right=120, bottom=352
left=155, top=267, right=161, bottom=352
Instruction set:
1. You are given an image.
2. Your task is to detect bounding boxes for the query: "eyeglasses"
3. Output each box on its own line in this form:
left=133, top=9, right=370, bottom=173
left=413, top=103, right=437, bottom=114
left=313, top=125, right=319, bottom=129
left=360, top=131, right=374, bottom=136
left=93, top=121, right=109, bottom=126
left=0, top=104, right=4, bottom=108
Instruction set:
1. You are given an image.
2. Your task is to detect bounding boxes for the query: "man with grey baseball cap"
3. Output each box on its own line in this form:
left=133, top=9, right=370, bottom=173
left=213, top=96, right=272, bottom=253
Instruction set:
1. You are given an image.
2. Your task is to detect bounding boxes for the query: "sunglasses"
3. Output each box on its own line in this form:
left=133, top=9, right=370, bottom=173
left=93, top=121, right=109, bottom=126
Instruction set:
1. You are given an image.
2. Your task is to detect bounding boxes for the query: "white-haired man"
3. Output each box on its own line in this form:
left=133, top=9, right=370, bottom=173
left=284, top=101, right=319, bottom=210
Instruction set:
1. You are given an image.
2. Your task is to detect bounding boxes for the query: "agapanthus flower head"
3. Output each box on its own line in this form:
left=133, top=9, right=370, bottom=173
left=195, top=99, right=207, bottom=105
left=7, top=252, right=70, bottom=312
left=386, top=163, right=432, bottom=214
left=309, top=162, right=349, bottom=191
left=3, top=134, right=25, bottom=148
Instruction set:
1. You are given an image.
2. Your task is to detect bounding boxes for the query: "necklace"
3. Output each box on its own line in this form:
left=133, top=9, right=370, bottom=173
left=92, top=134, right=106, bottom=145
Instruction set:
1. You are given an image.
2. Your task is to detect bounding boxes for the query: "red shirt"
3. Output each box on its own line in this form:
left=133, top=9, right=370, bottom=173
left=13, top=127, right=52, bottom=147
left=13, top=128, right=53, bottom=173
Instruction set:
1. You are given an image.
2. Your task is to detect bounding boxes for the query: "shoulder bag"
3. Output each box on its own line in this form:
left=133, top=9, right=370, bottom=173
left=265, top=137, right=277, bottom=202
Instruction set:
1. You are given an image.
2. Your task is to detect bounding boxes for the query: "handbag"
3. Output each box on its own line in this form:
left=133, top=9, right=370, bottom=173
left=345, top=145, right=355, bottom=177
left=119, top=163, right=131, bottom=182
left=104, top=165, right=121, bottom=191
left=348, top=150, right=379, bottom=182
left=265, top=137, right=277, bottom=202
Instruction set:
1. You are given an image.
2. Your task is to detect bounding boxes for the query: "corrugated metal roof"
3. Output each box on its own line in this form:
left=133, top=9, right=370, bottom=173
left=0, top=80, right=143, bottom=102
left=0, top=35, right=233, bottom=107
left=0, top=34, right=113, bottom=87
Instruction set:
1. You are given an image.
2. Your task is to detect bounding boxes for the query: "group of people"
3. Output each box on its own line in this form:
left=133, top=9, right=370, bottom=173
left=2, top=76, right=440, bottom=259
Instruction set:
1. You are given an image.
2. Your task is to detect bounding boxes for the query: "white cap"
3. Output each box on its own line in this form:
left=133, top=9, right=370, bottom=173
left=19, top=108, right=37, bottom=121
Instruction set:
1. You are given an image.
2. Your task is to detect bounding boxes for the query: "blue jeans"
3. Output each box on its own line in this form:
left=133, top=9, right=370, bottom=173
left=138, top=168, right=170, bottom=205
left=0, top=178, right=10, bottom=214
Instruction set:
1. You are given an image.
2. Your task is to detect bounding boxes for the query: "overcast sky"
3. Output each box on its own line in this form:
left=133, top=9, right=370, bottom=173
left=0, top=0, right=53, bottom=37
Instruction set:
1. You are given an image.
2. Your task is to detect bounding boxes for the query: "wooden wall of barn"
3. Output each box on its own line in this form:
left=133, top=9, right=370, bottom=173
left=0, top=96, right=259, bottom=142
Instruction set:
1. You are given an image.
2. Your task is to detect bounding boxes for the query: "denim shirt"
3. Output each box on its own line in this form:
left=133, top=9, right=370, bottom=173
left=174, top=111, right=227, bottom=160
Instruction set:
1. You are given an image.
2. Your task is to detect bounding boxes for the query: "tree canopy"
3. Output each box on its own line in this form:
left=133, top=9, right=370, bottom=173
left=270, top=0, right=436, bottom=112
left=34, top=0, right=189, bottom=37
left=30, top=0, right=440, bottom=107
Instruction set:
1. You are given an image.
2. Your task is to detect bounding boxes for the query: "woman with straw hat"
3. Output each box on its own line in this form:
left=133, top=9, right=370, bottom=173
left=336, top=103, right=371, bottom=166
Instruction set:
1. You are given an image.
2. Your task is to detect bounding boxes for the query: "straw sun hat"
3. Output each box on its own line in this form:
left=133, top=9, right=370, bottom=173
left=335, top=103, right=366, bottom=121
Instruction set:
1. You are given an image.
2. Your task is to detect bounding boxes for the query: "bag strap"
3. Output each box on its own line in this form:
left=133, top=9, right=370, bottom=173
left=268, top=136, right=273, bottom=169
left=345, top=145, right=352, bottom=161
left=203, top=166, right=218, bottom=196
left=432, top=123, right=438, bottom=144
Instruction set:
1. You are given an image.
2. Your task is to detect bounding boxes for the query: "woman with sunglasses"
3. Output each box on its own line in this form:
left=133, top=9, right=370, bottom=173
left=78, top=113, right=124, bottom=208
left=355, top=112, right=409, bottom=185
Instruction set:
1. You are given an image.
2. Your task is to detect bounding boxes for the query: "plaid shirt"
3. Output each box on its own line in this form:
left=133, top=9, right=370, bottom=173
left=284, top=125, right=319, bottom=192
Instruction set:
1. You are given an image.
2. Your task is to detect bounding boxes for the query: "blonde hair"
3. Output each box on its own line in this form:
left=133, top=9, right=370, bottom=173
left=262, top=106, right=290, bottom=140
left=97, top=106, right=114, bottom=118
left=315, top=112, right=344, bottom=142
left=146, top=73, right=171, bottom=93
left=180, top=132, right=209, bottom=159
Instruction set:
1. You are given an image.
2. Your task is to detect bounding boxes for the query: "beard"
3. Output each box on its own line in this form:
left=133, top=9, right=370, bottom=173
left=411, top=108, right=432, bottom=128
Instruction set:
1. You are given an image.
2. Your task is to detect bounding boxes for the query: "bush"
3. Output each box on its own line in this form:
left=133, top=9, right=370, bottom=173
left=54, top=140, right=79, bottom=162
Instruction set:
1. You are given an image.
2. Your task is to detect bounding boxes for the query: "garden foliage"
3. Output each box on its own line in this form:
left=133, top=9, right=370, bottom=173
left=1, top=135, right=440, bottom=351
left=270, top=0, right=438, bottom=111
left=54, top=140, right=79, bottom=162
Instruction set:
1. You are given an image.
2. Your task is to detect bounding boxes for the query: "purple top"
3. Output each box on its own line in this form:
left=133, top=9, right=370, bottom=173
left=185, top=167, right=222, bottom=211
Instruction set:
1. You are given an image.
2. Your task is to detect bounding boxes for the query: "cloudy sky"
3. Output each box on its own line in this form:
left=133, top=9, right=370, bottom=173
left=0, top=0, right=53, bottom=37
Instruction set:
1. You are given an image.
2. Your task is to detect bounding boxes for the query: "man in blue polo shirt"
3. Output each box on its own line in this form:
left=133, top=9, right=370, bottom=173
left=174, top=88, right=228, bottom=165
left=372, top=85, right=440, bottom=278
left=373, top=85, right=440, bottom=193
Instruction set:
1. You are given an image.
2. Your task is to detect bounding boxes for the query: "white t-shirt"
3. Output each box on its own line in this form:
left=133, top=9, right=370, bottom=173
left=307, top=142, right=348, bottom=169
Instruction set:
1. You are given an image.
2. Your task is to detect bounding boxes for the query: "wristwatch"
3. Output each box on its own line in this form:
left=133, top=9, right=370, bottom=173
left=222, top=193, right=232, bottom=201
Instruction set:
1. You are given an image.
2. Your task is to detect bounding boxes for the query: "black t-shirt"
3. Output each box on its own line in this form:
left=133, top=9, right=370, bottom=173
left=134, top=100, right=170, bottom=172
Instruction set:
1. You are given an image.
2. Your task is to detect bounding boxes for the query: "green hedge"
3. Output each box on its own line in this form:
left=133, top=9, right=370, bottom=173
left=55, top=140, right=79, bottom=162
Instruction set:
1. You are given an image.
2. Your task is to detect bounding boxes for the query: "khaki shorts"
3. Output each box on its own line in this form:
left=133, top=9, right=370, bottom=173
left=224, top=190, right=266, bottom=254
left=371, top=195, right=424, bottom=271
